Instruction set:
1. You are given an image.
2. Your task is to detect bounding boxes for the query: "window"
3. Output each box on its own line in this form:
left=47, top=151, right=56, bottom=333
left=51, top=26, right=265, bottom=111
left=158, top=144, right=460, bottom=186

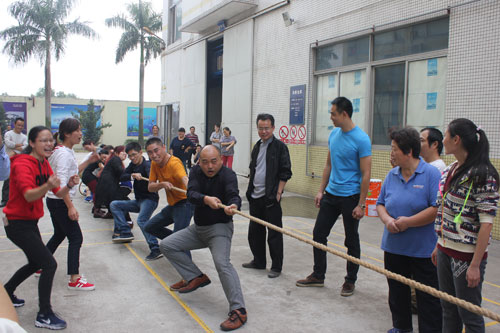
left=374, top=18, right=449, bottom=60
left=168, top=0, right=182, bottom=44
left=406, top=57, right=447, bottom=131
left=315, top=74, right=338, bottom=144
left=340, top=70, right=367, bottom=133
left=312, top=17, right=449, bottom=145
left=315, top=36, right=369, bottom=71
left=314, top=69, right=367, bottom=144
left=373, top=64, right=405, bottom=145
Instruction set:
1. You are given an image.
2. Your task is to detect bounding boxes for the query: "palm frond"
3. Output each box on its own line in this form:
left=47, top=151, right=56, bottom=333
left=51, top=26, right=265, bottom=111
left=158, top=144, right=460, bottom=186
left=105, top=15, right=137, bottom=33
left=115, top=30, right=139, bottom=63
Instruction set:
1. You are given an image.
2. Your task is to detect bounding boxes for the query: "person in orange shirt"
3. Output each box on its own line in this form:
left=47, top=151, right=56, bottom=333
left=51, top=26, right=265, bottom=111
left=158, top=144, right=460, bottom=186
left=143, top=137, right=193, bottom=260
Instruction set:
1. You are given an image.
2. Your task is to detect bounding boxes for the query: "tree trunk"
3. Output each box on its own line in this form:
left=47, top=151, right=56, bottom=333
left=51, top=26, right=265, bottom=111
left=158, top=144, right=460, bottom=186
left=139, top=60, right=144, bottom=146
left=138, top=0, right=145, bottom=147
left=45, top=47, right=51, bottom=128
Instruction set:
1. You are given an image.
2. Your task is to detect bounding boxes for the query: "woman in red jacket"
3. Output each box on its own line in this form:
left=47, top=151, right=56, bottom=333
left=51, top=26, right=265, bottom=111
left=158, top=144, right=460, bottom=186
left=3, top=126, right=78, bottom=330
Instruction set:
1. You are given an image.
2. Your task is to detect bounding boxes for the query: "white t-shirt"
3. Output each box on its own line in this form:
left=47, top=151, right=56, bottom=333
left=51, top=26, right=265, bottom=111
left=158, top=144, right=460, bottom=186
left=47, top=145, right=79, bottom=199
left=3, top=131, right=27, bottom=155
left=0, top=318, right=27, bottom=333
left=430, top=159, right=446, bottom=173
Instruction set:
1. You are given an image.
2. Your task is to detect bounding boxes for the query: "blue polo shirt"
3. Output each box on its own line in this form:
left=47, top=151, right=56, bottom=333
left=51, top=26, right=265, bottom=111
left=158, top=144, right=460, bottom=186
left=377, top=158, right=441, bottom=257
left=326, top=126, right=371, bottom=197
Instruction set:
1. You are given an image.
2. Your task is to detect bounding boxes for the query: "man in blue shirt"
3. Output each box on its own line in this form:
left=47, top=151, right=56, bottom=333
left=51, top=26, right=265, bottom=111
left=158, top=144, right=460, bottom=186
left=296, top=97, right=372, bottom=297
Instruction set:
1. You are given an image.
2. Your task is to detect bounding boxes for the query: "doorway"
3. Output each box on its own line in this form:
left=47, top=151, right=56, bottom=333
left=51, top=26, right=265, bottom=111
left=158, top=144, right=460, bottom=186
left=205, top=37, right=223, bottom=143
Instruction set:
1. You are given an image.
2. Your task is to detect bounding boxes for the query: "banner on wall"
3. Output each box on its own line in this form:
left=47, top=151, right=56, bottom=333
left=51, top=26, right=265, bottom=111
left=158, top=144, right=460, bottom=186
left=2, top=102, right=27, bottom=133
left=127, top=107, right=157, bottom=136
left=51, top=104, right=102, bottom=133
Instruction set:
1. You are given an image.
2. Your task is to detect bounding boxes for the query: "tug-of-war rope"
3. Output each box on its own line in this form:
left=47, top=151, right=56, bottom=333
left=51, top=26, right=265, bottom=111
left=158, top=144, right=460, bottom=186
left=144, top=178, right=500, bottom=322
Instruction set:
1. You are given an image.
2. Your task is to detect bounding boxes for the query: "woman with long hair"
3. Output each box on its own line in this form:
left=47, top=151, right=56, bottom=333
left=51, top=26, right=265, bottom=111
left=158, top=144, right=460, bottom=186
left=432, top=118, right=499, bottom=332
left=46, top=118, right=97, bottom=291
left=3, top=126, right=78, bottom=330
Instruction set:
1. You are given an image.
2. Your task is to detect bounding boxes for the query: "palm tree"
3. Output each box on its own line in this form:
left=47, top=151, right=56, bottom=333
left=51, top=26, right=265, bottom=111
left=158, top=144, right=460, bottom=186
left=0, top=0, right=97, bottom=128
left=106, top=1, right=163, bottom=146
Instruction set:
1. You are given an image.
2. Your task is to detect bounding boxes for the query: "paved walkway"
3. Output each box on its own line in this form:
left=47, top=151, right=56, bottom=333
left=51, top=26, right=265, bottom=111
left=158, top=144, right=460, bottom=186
left=1, top=153, right=500, bottom=332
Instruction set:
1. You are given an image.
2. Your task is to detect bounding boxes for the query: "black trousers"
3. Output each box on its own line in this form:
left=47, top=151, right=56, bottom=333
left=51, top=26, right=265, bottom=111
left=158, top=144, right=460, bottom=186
left=312, top=192, right=360, bottom=282
left=384, top=251, right=442, bottom=332
left=46, top=198, right=83, bottom=275
left=4, top=220, right=57, bottom=314
left=1, top=178, right=9, bottom=204
left=248, top=196, right=283, bottom=272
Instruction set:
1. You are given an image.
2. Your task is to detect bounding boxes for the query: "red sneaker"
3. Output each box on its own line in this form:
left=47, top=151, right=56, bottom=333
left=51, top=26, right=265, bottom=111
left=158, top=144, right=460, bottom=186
left=34, top=269, right=42, bottom=278
left=68, top=277, right=95, bottom=291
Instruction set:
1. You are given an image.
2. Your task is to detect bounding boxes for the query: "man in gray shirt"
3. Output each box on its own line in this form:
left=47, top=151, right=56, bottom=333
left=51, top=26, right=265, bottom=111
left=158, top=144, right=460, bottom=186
left=243, top=114, right=292, bottom=278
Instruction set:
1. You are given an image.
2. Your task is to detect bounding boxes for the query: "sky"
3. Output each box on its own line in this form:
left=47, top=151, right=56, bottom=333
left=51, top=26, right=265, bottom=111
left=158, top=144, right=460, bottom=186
left=0, top=0, right=163, bottom=102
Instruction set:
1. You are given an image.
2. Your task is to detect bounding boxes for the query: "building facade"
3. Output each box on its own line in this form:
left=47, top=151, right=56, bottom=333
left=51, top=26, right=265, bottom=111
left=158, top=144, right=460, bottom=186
left=160, top=0, right=500, bottom=238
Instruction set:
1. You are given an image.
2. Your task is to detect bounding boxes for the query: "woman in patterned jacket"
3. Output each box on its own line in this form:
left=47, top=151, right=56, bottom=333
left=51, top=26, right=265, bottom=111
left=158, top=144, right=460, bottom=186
left=432, top=118, right=499, bottom=333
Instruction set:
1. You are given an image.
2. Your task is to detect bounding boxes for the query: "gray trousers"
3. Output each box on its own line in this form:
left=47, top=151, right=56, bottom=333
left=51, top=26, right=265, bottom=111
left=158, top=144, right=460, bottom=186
left=437, top=249, right=486, bottom=333
left=160, top=222, right=245, bottom=311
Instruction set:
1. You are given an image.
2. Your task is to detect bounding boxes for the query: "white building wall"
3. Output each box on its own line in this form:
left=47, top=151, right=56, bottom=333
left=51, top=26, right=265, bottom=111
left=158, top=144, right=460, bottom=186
left=180, top=40, right=207, bottom=144
left=221, top=19, right=254, bottom=174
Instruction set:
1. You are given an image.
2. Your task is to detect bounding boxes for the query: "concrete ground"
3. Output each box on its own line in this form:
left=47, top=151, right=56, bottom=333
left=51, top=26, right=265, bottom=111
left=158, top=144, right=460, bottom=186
left=1, top=152, right=500, bottom=332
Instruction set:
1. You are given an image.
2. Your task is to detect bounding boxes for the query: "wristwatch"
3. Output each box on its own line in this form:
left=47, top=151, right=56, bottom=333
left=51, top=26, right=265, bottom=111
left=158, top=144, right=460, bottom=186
left=358, top=203, right=366, bottom=209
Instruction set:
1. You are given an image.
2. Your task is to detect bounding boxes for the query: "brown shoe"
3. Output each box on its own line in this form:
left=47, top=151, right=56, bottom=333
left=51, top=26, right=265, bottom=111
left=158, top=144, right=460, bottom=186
left=102, top=212, right=113, bottom=219
left=340, top=281, right=355, bottom=297
left=170, top=279, right=188, bottom=291
left=296, top=274, right=324, bottom=287
left=178, top=274, right=211, bottom=294
left=220, top=309, right=247, bottom=331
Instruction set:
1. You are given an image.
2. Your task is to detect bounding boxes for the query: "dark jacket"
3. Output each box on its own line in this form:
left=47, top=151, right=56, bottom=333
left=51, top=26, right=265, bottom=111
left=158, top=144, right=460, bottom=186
left=120, top=158, right=159, bottom=202
left=187, top=164, right=241, bottom=226
left=246, top=135, right=292, bottom=204
left=95, top=155, right=125, bottom=208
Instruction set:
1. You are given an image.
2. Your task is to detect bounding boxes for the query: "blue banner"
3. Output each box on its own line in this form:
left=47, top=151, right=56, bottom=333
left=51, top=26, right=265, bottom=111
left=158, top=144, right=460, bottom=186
left=289, top=85, right=306, bottom=125
left=51, top=104, right=101, bottom=132
left=127, top=107, right=157, bottom=136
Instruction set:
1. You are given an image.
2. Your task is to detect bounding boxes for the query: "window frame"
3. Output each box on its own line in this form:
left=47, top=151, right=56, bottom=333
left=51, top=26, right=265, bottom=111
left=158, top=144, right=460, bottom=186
left=168, top=0, right=182, bottom=45
left=311, top=16, right=449, bottom=148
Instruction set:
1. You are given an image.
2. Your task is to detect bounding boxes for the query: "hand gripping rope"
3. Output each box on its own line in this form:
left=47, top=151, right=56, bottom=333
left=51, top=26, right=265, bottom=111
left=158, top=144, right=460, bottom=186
left=141, top=177, right=500, bottom=322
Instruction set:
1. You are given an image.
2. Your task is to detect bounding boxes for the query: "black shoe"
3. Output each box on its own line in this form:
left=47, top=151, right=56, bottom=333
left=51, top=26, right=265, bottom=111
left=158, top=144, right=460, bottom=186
left=242, top=261, right=265, bottom=270
left=145, top=251, right=163, bottom=261
left=0, top=202, right=7, bottom=208
left=112, top=233, right=134, bottom=243
left=268, top=270, right=281, bottom=278
left=10, top=294, right=25, bottom=307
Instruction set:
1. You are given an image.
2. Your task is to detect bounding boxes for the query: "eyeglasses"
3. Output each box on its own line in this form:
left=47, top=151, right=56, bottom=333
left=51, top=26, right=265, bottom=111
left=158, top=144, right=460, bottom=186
left=258, top=127, right=272, bottom=132
left=128, top=152, right=140, bottom=159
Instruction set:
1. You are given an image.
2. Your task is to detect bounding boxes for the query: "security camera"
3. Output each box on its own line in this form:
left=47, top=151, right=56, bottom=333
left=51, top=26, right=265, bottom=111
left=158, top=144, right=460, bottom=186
left=282, top=12, right=294, bottom=27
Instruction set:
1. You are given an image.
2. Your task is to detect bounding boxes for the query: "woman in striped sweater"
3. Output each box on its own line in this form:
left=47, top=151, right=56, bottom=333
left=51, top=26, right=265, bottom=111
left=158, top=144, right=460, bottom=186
left=432, top=118, right=499, bottom=333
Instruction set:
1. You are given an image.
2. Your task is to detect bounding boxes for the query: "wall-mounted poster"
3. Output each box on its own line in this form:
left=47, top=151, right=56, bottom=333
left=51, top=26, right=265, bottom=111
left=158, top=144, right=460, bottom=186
left=2, top=102, right=27, bottom=133
left=51, top=104, right=102, bottom=133
left=127, top=107, right=157, bottom=136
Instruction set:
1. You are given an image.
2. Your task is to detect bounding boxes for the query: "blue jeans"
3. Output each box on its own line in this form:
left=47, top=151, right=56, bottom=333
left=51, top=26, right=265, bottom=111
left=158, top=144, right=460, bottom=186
left=144, top=200, right=193, bottom=240
left=110, top=199, right=159, bottom=252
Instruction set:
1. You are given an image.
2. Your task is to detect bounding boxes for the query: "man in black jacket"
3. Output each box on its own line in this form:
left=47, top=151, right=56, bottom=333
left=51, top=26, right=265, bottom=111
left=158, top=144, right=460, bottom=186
left=160, top=145, right=247, bottom=331
left=242, top=114, right=292, bottom=278
left=109, top=142, right=160, bottom=261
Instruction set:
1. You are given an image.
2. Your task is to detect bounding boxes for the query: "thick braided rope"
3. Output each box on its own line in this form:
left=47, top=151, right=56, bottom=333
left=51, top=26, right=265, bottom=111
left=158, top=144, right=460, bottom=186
left=160, top=183, right=500, bottom=322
